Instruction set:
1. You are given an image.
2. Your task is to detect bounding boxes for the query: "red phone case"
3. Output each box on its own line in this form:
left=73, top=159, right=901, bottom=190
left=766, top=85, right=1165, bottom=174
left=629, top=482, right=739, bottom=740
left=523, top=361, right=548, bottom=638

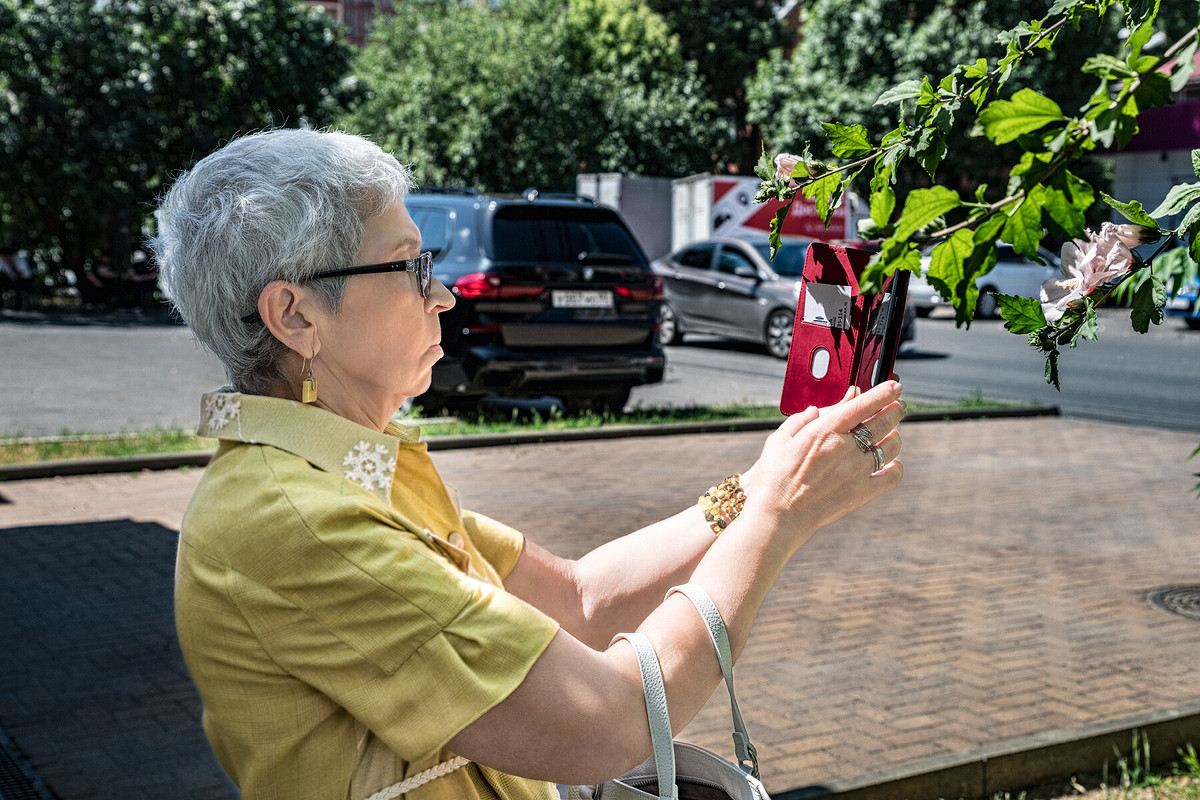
left=779, top=242, right=909, bottom=414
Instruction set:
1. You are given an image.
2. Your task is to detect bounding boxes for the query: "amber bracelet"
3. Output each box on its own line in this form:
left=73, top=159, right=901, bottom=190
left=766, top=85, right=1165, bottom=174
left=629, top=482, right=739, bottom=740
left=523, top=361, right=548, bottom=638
left=698, top=473, right=746, bottom=535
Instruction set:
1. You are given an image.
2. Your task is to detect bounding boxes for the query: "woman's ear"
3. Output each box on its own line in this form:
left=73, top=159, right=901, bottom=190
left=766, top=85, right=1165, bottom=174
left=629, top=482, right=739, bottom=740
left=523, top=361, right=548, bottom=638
left=257, top=281, right=320, bottom=357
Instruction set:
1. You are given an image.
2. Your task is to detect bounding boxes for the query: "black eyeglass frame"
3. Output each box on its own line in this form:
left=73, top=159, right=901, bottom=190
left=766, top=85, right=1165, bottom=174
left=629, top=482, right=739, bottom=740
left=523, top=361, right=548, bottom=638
left=241, top=252, right=434, bottom=323
left=309, top=251, right=434, bottom=296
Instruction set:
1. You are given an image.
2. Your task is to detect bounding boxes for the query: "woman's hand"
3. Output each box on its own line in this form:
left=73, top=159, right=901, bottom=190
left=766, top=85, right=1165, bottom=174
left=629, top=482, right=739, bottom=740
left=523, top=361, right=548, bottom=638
left=740, top=381, right=905, bottom=553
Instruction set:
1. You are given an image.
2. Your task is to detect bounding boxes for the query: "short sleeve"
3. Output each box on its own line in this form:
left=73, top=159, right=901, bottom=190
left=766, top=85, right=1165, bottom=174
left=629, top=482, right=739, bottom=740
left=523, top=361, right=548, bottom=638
left=226, top=495, right=560, bottom=763
left=460, top=510, right=527, bottom=579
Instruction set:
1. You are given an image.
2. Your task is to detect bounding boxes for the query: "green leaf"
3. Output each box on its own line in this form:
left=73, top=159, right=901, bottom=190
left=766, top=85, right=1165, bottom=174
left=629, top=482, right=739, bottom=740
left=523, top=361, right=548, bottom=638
left=1193, top=149, right=1200, bottom=181
left=998, top=294, right=1046, bottom=333
left=870, top=185, right=896, bottom=229
left=875, top=79, right=922, bottom=106
left=894, top=185, right=960, bottom=241
left=1170, top=38, right=1200, bottom=93
left=1101, top=192, right=1159, bottom=227
left=1082, top=54, right=1138, bottom=79
left=801, top=172, right=843, bottom=226
left=1001, top=185, right=1046, bottom=259
left=769, top=201, right=792, bottom=257
left=1043, top=187, right=1087, bottom=239
left=1125, top=0, right=1160, bottom=61
left=978, top=88, right=1066, bottom=145
left=1047, top=0, right=1083, bottom=13
left=963, top=58, right=988, bottom=80
left=1090, top=104, right=1140, bottom=150
left=928, top=229, right=980, bottom=325
left=1131, top=275, right=1167, bottom=333
left=917, top=76, right=938, bottom=109
left=1044, top=346, right=1061, bottom=390
left=754, top=148, right=774, bottom=182
left=823, top=122, right=874, bottom=160
left=912, top=126, right=947, bottom=179
left=1071, top=301, right=1100, bottom=345
left=864, top=242, right=921, bottom=294
left=1149, top=182, right=1200, bottom=218
left=1134, top=72, right=1175, bottom=111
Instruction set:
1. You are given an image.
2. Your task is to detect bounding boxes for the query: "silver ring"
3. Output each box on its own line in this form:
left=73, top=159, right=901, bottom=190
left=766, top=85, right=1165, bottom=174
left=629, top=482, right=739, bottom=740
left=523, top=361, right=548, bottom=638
left=870, top=444, right=885, bottom=472
left=851, top=423, right=874, bottom=453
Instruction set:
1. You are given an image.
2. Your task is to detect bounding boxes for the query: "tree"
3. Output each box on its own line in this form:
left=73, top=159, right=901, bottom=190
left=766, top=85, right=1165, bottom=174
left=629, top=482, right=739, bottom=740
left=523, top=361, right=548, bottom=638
left=339, top=0, right=724, bottom=193
left=747, top=0, right=1118, bottom=207
left=0, top=0, right=356, bottom=273
left=644, top=0, right=791, bottom=174
left=754, top=0, right=1200, bottom=487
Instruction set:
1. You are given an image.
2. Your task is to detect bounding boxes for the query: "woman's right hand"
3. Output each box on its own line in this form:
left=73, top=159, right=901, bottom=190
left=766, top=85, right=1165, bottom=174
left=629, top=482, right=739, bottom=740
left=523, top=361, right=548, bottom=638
left=741, top=380, right=905, bottom=553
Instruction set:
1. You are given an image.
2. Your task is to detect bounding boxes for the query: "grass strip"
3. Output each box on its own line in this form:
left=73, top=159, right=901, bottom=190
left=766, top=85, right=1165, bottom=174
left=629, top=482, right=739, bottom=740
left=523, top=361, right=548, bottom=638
left=0, top=396, right=1022, bottom=466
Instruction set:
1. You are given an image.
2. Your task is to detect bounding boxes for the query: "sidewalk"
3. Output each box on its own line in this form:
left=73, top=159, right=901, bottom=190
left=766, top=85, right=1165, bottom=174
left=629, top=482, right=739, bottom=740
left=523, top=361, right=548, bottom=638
left=1, top=416, right=1199, bottom=799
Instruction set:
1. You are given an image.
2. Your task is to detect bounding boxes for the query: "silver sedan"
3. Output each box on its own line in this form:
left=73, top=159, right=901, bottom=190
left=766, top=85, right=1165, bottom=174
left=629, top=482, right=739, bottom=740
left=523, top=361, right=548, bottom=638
left=652, top=236, right=810, bottom=358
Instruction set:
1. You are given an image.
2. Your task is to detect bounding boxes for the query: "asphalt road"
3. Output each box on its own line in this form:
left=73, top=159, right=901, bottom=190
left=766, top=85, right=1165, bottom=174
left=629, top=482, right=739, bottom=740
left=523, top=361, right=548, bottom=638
left=2, top=306, right=1198, bottom=437
left=637, top=308, right=1200, bottom=434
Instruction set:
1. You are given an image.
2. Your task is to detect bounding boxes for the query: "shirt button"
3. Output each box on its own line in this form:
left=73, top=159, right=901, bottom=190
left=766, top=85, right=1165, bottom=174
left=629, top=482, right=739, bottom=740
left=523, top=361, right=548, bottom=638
left=448, top=532, right=465, bottom=548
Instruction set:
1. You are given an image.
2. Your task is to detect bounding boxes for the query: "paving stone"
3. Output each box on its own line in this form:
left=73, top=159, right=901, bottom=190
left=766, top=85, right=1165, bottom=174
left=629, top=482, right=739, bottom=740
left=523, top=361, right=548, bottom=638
left=0, top=417, right=1197, bottom=797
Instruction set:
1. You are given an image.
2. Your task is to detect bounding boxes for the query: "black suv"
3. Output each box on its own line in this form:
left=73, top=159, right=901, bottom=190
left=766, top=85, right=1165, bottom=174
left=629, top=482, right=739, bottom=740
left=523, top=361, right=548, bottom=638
left=406, top=189, right=666, bottom=414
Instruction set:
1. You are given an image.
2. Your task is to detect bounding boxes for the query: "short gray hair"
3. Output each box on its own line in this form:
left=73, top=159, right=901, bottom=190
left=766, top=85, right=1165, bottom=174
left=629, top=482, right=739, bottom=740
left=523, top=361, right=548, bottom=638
left=150, top=129, right=413, bottom=396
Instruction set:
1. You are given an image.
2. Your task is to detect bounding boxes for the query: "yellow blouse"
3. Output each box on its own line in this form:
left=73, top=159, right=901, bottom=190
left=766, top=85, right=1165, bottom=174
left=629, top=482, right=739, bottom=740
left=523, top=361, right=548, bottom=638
left=175, top=391, right=560, bottom=800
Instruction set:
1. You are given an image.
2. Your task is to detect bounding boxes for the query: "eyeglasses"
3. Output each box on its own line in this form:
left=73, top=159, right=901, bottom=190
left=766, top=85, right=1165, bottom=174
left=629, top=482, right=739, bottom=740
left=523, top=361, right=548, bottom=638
left=241, top=252, right=434, bottom=323
left=309, top=251, right=434, bottom=296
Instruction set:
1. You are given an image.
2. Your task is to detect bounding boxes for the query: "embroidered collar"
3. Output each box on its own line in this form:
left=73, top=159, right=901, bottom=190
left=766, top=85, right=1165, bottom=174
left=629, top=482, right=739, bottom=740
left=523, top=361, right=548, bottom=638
left=197, top=390, right=421, bottom=502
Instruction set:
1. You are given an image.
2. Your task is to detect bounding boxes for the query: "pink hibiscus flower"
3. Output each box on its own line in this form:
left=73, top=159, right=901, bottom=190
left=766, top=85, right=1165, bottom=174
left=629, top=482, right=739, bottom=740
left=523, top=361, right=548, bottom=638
left=1040, top=223, right=1138, bottom=323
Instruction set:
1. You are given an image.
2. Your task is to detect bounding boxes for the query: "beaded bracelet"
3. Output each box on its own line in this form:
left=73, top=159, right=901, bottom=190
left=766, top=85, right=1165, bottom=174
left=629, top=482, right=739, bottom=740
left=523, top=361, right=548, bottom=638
left=698, top=473, right=746, bottom=535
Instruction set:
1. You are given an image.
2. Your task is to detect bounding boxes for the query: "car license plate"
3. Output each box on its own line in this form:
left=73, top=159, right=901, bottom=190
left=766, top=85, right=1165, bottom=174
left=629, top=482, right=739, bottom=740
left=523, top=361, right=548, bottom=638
left=551, top=290, right=613, bottom=309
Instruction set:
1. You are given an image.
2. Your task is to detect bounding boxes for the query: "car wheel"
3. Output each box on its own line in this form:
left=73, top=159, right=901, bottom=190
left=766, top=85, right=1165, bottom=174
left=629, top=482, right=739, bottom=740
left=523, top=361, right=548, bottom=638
left=976, top=289, right=999, bottom=319
left=659, top=301, right=682, bottom=346
left=764, top=309, right=794, bottom=359
left=1185, top=318, right=1200, bottom=330
left=413, top=390, right=479, bottom=417
left=562, top=387, right=631, bottom=416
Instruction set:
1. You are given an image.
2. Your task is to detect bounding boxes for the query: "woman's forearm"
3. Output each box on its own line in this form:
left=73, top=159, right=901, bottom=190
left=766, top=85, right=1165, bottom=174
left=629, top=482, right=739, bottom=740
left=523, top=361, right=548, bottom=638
left=506, top=503, right=722, bottom=650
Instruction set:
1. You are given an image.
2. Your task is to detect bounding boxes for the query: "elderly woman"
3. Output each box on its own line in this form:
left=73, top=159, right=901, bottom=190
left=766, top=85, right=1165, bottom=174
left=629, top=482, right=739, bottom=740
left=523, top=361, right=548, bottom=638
left=152, top=128, right=905, bottom=800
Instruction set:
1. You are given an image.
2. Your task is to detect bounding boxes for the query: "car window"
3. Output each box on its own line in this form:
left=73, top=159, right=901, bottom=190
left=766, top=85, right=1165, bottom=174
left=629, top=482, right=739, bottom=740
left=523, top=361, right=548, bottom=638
left=408, top=206, right=454, bottom=259
left=752, top=242, right=808, bottom=277
left=676, top=244, right=715, bottom=270
left=716, top=246, right=756, bottom=275
left=491, top=207, right=643, bottom=263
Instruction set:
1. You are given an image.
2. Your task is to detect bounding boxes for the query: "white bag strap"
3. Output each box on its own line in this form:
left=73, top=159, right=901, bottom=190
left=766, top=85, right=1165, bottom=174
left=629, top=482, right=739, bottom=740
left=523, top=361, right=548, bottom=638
left=361, top=755, right=469, bottom=800
left=667, top=584, right=760, bottom=778
left=612, top=631, right=678, bottom=800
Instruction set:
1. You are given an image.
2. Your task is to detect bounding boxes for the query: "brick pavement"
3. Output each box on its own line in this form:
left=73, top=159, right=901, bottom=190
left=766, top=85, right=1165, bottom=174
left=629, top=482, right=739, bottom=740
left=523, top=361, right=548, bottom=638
left=1, top=417, right=1199, bottom=799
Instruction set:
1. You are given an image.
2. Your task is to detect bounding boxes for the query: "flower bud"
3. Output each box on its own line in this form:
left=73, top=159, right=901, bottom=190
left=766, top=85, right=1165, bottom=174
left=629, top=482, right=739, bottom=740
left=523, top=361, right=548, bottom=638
left=773, top=153, right=801, bottom=187
left=1104, top=222, right=1160, bottom=247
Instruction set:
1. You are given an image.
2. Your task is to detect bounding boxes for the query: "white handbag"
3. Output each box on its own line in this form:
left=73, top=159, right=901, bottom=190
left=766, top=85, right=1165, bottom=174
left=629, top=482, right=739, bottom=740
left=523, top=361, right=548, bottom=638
left=572, top=584, right=771, bottom=800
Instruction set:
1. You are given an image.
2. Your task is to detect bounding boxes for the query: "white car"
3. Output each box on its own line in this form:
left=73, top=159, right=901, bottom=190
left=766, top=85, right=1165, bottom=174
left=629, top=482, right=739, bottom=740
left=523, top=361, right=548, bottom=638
left=908, top=244, right=1061, bottom=319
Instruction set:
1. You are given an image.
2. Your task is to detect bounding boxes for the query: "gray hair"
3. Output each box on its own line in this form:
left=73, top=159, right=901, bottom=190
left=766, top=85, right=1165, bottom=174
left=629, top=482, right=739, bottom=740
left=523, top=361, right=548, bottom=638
left=149, top=129, right=413, bottom=396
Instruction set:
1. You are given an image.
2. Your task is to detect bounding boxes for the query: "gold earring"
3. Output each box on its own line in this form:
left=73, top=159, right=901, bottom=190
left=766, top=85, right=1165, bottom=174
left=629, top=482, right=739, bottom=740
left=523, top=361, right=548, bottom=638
left=301, top=357, right=318, bottom=404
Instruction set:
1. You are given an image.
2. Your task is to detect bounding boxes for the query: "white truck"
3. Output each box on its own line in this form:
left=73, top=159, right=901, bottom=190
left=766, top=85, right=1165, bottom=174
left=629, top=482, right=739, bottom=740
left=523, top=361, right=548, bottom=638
left=577, top=172, right=866, bottom=261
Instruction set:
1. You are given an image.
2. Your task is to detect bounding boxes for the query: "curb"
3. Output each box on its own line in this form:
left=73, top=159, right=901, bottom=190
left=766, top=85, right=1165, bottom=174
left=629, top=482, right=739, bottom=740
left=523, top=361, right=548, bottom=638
left=776, top=701, right=1200, bottom=800
left=0, top=406, right=1060, bottom=482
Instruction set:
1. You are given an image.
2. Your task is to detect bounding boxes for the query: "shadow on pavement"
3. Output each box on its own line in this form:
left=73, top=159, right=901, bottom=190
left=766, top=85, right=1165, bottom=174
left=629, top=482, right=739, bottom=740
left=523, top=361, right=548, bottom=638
left=0, top=520, right=235, bottom=800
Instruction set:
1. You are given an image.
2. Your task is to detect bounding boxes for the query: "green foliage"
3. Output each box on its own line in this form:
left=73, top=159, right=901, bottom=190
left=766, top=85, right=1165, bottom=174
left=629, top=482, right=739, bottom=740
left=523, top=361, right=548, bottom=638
left=746, top=0, right=1122, bottom=210
left=755, top=0, right=1200, bottom=391
left=339, top=0, right=723, bottom=193
left=0, top=0, right=355, bottom=270
left=642, top=0, right=790, bottom=172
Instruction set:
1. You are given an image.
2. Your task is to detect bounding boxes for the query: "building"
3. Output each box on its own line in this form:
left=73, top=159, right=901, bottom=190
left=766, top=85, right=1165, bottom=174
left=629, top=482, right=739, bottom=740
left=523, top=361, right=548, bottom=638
left=306, top=0, right=396, bottom=48
left=1108, top=50, right=1200, bottom=228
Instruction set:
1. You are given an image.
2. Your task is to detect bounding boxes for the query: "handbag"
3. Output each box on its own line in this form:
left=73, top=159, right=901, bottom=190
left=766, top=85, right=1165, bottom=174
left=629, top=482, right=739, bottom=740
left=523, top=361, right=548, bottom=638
left=571, top=583, right=771, bottom=800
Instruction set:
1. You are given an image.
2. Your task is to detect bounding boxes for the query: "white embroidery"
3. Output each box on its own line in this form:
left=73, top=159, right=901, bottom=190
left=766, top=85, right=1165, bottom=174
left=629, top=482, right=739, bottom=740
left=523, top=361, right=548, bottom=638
left=205, top=394, right=242, bottom=431
left=343, top=441, right=394, bottom=492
